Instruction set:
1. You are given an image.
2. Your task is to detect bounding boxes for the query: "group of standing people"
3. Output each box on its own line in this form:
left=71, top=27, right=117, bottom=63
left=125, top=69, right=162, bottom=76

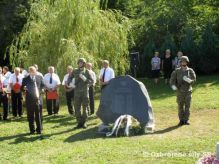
left=0, top=58, right=115, bottom=134
left=1, top=53, right=196, bottom=134
left=151, top=49, right=183, bottom=84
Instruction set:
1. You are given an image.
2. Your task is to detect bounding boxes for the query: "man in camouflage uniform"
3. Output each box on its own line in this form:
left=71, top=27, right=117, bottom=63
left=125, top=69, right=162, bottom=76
left=170, top=56, right=196, bottom=126
left=74, top=58, right=93, bottom=128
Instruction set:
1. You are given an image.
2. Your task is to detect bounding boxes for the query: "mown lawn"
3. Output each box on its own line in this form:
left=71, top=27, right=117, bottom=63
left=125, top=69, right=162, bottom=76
left=0, top=75, right=219, bottom=164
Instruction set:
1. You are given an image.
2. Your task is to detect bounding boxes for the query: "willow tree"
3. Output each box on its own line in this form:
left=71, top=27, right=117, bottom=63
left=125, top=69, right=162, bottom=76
left=9, top=0, right=129, bottom=77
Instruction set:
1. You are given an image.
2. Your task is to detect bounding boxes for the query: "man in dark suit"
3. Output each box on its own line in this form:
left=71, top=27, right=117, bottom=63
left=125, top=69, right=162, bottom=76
left=21, top=66, right=44, bottom=134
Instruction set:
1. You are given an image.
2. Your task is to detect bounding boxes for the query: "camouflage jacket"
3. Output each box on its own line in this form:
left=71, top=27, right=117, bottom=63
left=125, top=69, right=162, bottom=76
left=74, top=68, right=93, bottom=92
left=170, top=67, right=196, bottom=92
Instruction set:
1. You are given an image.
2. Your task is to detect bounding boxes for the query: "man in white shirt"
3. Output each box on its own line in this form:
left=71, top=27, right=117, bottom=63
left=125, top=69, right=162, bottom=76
left=173, top=51, right=183, bottom=69
left=43, top=66, right=61, bottom=115
left=20, top=65, right=28, bottom=78
left=62, top=66, right=74, bottom=115
left=9, top=67, right=24, bottom=118
left=3, top=66, right=12, bottom=85
left=21, top=69, right=28, bottom=77
left=2, top=66, right=12, bottom=114
left=99, top=60, right=115, bottom=89
left=0, top=67, right=9, bottom=120
left=86, top=62, right=96, bottom=115
left=151, top=51, right=161, bottom=84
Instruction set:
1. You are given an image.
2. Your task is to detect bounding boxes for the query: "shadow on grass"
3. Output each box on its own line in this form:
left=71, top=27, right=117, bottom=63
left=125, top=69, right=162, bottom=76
left=9, top=126, right=102, bottom=144
left=43, top=114, right=72, bottom=123
left=64, top=126, right=103, bottom=143
left=43, top=114, right=97, bottom=122
left=0, top=124, right=181, bottom=144
left=63, top=116, right=103, bottom=143
left=0, top=114, right=100, bottom=144
left=43, top=115, right=75, bottom=128
left=0, top=126, right=76, bottom=144
left=0, top=117, right=27, bottom=123
left=7, top=127, right=76, bottom=144
left=9, top=134, right=43, bottom=144
left=45, top=114, right=98, bottom=128
left=0, top=133, right=30, bottom=142
left=192, top=76, right=219, bottom=93
left=0, top=115, right=74, bottom=143
left=153, top=125, right=180, bottom=134
left=64, top=124, right=180, bottom=141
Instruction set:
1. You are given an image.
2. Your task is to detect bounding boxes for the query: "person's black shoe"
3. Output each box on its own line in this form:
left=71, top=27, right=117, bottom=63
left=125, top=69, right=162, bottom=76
left=75, top=124, right=83, bottom=129
left=82, top=123, right=87, bottom=129
left=36, top=131, right=41, bottom=134
left=184, top=121, right=190, bottom=125
left=178, top=121, right=184, bottom=126
left=69, top=109, right=74, bottom=115
left=30, top=131, right=35, bottom=135
left=3, top=118, right=8, bottom=121
left=89, top=112, right=94, bottom=116
left=70, top=112, right=75, bottom=116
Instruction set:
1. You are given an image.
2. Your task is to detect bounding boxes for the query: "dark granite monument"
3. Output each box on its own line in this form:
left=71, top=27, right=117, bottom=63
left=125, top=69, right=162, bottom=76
left=96, top=75, right=154, bottom=129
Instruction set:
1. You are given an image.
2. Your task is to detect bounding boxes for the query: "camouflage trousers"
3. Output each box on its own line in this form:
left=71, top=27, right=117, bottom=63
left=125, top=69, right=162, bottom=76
left=176, top=91, right=192, bottom=121
left=74, top=91, right=89, bottom=125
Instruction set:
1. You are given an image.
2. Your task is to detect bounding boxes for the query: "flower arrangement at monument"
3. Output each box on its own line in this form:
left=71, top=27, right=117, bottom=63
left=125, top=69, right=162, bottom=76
left=197, top=154, right=219, bottom=164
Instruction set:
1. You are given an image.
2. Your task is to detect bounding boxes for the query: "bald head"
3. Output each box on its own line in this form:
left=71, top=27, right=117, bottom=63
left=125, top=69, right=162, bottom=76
left=29, top=66, right=37, bottom=73
left=33, top=64, right=38, bottom=71
left=86, top=62, right=93, bottom=70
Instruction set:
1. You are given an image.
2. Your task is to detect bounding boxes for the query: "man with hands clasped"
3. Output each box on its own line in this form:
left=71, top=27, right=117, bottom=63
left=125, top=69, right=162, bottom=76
left=62, top=66, right=75, bottom=115
left=170, top=56, right=196, bottom=126
left=43, top=66, right=61, bottom=115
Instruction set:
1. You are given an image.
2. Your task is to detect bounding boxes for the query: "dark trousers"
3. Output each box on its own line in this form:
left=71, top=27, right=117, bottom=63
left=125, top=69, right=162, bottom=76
left=177, top=91, right=192, bottom=122
left=11, top=91, right=22, bottom=117
left=46, top=99, right=59, bottom=115
left=74, top=91, right=89, bottom=125
left=0, top=92, right=8, bottom=119
left=88, top=86, right=95, bottom=114
left=0, top=96, right=2, bottom=107
left=26, top=99, right=42, bottom=133
left=39, top=96, right=43, bottom=111
left=66, top=90, right=74, bottom=114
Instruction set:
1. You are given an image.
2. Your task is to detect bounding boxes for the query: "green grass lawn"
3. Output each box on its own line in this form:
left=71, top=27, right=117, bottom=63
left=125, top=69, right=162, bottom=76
left=0, top=75, right=219, bottom=164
